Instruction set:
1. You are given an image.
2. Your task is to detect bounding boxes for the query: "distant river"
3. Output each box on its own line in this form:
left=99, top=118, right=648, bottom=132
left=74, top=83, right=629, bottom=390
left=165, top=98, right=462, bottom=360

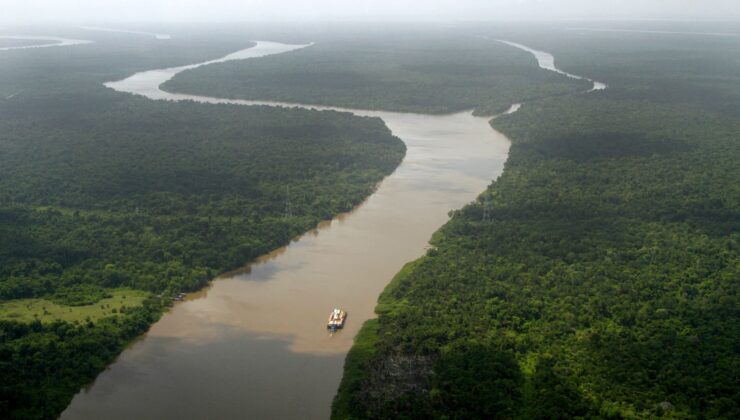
left=61, top=39, right=598, bottom=419
left=496, top=39, right=607, bottom=91
left=0, top=35, right=91, bottom=51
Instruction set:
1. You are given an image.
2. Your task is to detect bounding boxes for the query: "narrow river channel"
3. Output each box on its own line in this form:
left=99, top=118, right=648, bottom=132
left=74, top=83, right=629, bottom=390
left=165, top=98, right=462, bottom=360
left=60, top=39, right=603, bottom=419
left=0, top=35, right=91, bottom=51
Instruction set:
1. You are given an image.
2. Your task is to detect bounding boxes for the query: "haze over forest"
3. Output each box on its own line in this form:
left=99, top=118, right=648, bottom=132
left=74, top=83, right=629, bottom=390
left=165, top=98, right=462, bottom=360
left=4, top=0, right=740, bottom=23
left=2, top=0, right=739, bottom=418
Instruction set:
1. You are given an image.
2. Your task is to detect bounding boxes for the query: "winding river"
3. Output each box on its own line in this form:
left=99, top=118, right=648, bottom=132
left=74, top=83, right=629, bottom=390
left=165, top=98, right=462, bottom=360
left=81, top=26, right=172, bottom=40
left=0, top=35, right=91, bottom=51
left=496, top=39, right=607, bottom=91
left=60, top=39, right=603, bottom=419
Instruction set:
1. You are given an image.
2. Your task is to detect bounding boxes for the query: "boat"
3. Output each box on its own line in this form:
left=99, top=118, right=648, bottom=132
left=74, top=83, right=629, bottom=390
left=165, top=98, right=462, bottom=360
left=327, top=308, right=347, bottom=331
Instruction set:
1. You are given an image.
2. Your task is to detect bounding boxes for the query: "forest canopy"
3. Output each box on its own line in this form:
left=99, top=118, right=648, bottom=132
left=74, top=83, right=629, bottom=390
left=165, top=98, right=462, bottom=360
left=0, top=30, right=404, bottom=419
left=163, top=34, right=587, bottom=115
left=331, top=27, right=740, bottom=419
left=0, top=24, right=737, bottom=420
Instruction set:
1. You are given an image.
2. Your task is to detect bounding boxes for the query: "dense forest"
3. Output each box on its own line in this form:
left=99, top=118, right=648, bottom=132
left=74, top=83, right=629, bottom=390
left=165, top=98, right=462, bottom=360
left=0, top=30, right=404, bottom=419
left=2, top=24, right=738, bottom=419
left=158, top=25, right=739, bottom=418
left=332, top=29, right=739, bottom=419
left=163, top=33, right=587, bottom=115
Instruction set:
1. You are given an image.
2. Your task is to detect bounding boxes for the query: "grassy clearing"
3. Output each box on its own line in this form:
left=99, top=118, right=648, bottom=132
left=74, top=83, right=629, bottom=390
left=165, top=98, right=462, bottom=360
left=0, top=289, right=150, bottom=323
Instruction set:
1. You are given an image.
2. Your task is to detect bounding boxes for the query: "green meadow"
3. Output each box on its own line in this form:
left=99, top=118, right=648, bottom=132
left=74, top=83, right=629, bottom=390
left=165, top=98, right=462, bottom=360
left=0, top=289, right=150, bottom=323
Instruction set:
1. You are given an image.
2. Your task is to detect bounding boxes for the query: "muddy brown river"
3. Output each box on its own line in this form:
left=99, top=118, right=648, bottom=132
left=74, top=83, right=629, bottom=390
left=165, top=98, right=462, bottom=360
left=60, top=39, right=600, bottom=419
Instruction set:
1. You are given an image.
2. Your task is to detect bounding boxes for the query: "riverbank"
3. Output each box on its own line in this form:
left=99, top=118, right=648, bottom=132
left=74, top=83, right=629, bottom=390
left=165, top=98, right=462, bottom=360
left=61, top=40, right=516, bottom=419
left=0, top=35, right=91, bottom=50
left=332, top=30, right=739, bottom=418
left=0, top=34, right=406, bottom=419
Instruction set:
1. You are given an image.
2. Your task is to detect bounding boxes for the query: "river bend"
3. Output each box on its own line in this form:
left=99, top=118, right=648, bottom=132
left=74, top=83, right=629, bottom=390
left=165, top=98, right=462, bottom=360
left=61, top=39, right=596, bottom=419
left=0, top=35, right=91, bottom=51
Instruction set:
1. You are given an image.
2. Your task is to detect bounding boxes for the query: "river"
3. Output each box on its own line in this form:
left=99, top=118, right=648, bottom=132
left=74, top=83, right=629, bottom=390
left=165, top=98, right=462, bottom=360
left=0, top=35, right=91, bottom=51
left=60, top=39, right=602, bottom=419
left=81, top=26, right=171, bottom=40
left=496, top=39, right=607, bottom=91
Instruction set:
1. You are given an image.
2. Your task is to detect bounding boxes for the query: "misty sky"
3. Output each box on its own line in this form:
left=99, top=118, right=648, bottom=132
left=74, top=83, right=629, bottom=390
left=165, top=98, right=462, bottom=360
left=3, top=0, right=740, bottom=23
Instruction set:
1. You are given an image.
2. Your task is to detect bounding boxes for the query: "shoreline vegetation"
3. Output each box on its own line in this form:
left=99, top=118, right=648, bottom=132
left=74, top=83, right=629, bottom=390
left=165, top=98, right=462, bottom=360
left=161, top=29, right=740, bottom=417
left=331, top=30, right=739, bottom=418
left=162, top=35, right=587, bottom=116
left=0, top=33, right=405, bottom=419
left=0, top=24, right=737, bottom=419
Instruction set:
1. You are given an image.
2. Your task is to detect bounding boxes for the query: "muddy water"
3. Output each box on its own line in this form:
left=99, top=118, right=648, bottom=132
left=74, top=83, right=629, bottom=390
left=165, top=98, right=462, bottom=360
left=61, top=41, right=514, bottom=419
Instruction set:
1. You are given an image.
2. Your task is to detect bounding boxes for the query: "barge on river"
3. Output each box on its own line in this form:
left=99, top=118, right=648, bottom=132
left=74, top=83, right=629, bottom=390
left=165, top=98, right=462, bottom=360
left=327, top=308, right=347, bottom=331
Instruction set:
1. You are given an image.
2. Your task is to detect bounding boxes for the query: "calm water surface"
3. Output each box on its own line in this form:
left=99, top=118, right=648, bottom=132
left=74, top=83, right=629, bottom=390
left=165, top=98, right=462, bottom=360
left=496, top=39, right=607, bottom=91
left=61, top=41, right=513, bottom=419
